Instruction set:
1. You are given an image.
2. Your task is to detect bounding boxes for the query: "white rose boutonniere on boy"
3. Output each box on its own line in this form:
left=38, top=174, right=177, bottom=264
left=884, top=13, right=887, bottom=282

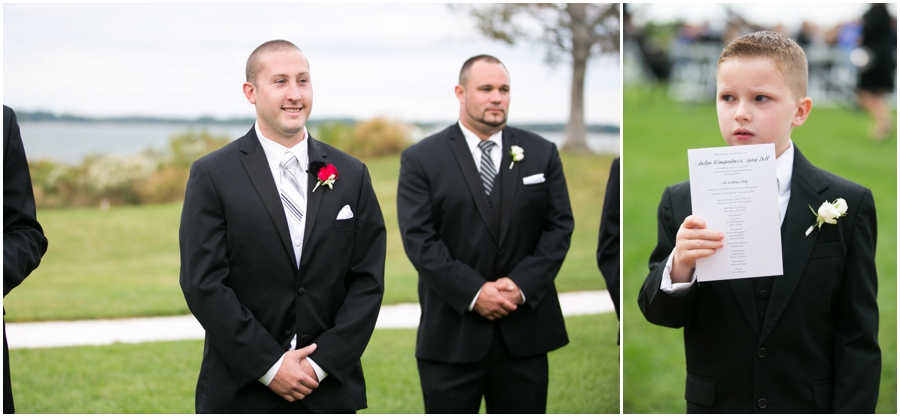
left=509, top=146, right=524, bottom=169
left=805, top=198, right=848, bottom=236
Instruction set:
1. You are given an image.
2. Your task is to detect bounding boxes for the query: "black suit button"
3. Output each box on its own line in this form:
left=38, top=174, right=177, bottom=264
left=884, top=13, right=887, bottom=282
left=297, top=287, right=307, bottom=296
left=757, top=347, right=767, bottom=358
left=758, top=398, right=767, bottom=409
left=758, top=290, right=769, bottom=299
left=284, top=330, right=292, bottom=337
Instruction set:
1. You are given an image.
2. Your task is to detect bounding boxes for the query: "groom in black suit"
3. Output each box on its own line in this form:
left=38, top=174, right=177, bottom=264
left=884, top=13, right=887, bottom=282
left=180, top=40, right=385, bottom=413
left=638, top=32, right=880, bottom=413
left=397, top=55, right=573, bottom=413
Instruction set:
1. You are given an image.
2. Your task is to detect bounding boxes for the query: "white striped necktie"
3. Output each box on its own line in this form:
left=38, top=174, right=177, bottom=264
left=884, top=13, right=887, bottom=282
left=478, top=140, right=497, bottom=195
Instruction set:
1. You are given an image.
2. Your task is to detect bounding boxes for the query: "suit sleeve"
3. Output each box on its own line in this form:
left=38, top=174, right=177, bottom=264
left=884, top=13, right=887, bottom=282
left=832, top=188, right=880, bottom=412
left=4, top=106, right=48, bottom=297
left=637, top=186, right=698, bottom=328
left=397, top=149, right=486, bottom=315
left=505, top=143, right=574, bottom=310
left=179, top=161, right=284, bottom=385
left=597, top=157, right=620, bottom=317
left=308, top=164, right=385, bottom=383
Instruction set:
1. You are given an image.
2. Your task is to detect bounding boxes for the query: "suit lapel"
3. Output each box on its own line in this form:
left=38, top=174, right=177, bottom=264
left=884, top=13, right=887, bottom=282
left=759, top=146, right=827, bottom=343
left=303, top=136, right=327, bottom=249
left=448, top=125, right=498, bottom=243
left=498, top=128, right=519, bottom=245
left=240, top=129, right=297, bottom=267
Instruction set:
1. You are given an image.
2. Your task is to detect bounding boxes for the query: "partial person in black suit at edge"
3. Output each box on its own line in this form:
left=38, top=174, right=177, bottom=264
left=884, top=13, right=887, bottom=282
left=397, top=55, right=574, bottom=413
left=4, top=105, right=49, bottom=414
left=179, top=40, right=385, bottom=413
left=638, top=32, right=880, bottom=413
left=597, top=157, right=619, bottom=344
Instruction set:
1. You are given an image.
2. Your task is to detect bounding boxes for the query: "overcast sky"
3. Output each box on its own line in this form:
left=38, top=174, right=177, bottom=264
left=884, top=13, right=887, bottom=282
left=3, top=3, right=621, bottom=125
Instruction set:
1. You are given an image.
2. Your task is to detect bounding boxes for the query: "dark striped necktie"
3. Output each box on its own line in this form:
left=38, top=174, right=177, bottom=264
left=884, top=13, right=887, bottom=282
left=478, top=140, right=497, bottom=195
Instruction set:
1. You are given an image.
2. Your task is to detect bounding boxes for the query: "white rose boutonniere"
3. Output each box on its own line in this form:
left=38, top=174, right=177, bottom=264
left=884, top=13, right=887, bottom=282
left=805, top=198, right=848, bottom=236
left=509, top=145, right=524, bottom=169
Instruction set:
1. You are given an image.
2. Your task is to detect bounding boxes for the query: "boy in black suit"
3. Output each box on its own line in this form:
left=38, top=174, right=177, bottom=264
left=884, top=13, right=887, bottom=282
left=638, top=31, right=880, bottom=413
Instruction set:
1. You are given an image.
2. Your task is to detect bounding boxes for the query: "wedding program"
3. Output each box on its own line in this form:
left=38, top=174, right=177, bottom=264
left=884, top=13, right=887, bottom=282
left=687, top=143, right=783, bottom=281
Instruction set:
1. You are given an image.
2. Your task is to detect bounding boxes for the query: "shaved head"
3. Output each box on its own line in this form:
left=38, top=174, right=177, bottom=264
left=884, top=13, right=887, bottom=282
left=459, top=54, right=507, bottom=87
left=246, top=40, right=305, bottom=84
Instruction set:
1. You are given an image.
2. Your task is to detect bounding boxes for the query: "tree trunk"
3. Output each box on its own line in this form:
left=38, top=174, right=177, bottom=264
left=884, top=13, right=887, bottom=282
left=562, top=3, right=591, bottom=154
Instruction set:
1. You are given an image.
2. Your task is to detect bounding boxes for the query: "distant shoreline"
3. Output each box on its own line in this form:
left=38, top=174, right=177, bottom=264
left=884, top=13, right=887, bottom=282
left=15, top=111, right=620, bottom=134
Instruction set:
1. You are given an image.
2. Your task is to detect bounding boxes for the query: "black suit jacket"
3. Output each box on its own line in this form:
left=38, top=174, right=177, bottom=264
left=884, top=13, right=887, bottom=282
left=179, top=127, right=385, bottom=413
left=597, top=157, right=620, bottom=320
left=397, top=124, right=572, bottom=363
left=4, top=105, right=47, bottom=297
left=638, top=146, right=880, bottom=413
left=4, top=105, right=48, bottom=414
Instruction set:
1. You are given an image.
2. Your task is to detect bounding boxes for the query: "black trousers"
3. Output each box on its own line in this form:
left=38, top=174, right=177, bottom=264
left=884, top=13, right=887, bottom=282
left=271, top=399, right=356, bottom=414
left=417, top=324, right=549, bottom=414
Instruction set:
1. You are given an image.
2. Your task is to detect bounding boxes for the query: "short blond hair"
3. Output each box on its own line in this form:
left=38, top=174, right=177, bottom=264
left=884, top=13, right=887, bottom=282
left=718, top=31, right=808, bottom=99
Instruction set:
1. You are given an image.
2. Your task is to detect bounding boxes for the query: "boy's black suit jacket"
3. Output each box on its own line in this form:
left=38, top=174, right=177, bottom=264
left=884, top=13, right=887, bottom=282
left=179, top=127, right=385, bottom=413
left=397, top=124, right=572, bottom=363
left=638, top=146, right=880, bottom=413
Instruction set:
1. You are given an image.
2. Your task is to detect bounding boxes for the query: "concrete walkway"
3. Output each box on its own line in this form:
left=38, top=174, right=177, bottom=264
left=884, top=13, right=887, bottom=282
left=6, top=290, right=614, bottom=349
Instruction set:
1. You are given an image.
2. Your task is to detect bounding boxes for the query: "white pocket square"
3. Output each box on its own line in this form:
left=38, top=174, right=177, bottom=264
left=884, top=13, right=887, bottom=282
left=336, top=205, right=354, bottom=220
left=522, top=173, right=545, bottom=185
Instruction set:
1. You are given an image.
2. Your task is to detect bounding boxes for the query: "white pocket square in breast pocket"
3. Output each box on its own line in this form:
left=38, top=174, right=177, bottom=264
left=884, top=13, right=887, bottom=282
left=522, top=173, right=546, bottom=185
left=336, top=205, right=354, bottom=220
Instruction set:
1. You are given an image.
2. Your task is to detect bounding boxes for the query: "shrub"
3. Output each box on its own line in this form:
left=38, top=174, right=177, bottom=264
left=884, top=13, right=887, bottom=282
left=313, top=118, right=411, bottom=159
left=28, top=130, right=231, bottom=208
left=168, top=130, right=232, bottom=168
left=352, top=117, right=412, bottom=158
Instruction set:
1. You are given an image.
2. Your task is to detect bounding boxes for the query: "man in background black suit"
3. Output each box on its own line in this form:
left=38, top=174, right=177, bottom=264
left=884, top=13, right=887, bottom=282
left=597, top=157, right=620, bottom=342
left=179, top=40, right=385, bottom=413
left=4, top=105, right=49, bottom=414
left=397, top=55, right=574, bottom=413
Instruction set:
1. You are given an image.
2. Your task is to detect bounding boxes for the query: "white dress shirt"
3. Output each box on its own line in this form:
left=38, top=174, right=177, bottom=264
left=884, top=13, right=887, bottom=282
left=253, top=122, right=328, bottom=386
left=457, top=121, right=526, bottom=309
left=660, top=141, right=795, bottom=294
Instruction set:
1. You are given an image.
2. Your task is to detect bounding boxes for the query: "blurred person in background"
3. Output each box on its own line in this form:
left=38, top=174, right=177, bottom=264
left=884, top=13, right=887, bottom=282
left=856, top=3, right=896, bottom=141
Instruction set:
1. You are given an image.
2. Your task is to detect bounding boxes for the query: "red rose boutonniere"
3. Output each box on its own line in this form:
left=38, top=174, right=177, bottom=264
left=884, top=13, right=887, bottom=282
left=308, top=161, right=338, bottom=192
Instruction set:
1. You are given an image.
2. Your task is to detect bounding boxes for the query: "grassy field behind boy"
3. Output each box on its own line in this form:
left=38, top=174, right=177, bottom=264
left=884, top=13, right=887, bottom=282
left=622, top=86, right=896, bottom=413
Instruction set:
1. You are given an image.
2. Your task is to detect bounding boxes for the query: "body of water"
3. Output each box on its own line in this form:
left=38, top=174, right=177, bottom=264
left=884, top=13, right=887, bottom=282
left=19, top=122, right=251, bottom=164
left=19, top=121, right=619, bottom=164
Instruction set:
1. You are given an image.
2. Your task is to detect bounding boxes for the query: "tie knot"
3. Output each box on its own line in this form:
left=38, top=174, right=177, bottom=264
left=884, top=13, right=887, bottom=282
left=478, top=140, right=496, bottom=153
left=282, top=152, right=299, bottom=170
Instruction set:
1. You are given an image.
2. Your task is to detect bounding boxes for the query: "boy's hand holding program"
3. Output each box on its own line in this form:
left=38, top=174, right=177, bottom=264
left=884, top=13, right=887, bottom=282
left=671, top=215, right=724, bottom=283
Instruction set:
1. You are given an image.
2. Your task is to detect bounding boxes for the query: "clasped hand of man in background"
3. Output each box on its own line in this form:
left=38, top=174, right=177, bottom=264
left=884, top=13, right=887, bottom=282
left=474, top=277, right=523, bottom=320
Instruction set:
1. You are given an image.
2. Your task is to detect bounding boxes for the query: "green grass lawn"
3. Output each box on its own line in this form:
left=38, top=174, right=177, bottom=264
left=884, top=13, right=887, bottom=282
left=622, top=86, right=897, bottom=413
left=4, top=153, right=612, bottom=322
left=8, top=313, right=619, bottom=413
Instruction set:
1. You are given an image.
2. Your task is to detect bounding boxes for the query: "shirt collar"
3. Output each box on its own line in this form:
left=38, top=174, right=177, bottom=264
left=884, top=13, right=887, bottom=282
left=776, top=139, right=794, bottom=196
left=458, top=120, right=503, bottom=153
left=255, top=121, right=309, bottom=173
